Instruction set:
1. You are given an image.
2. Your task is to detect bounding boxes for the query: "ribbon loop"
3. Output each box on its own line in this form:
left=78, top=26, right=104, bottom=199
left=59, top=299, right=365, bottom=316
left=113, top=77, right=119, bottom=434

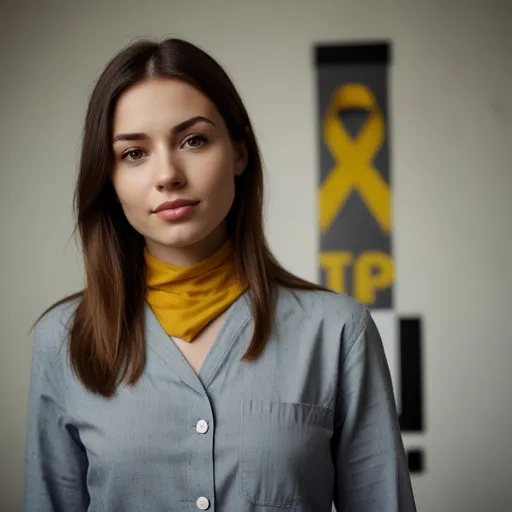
left=319, top=83, right=391, bottom=234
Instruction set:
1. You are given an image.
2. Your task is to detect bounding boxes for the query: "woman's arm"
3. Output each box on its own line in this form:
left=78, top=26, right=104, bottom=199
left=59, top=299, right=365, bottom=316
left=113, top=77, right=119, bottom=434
left=24, top=317, right=89, bottom=512
left=332, top=310, right=417, bottom=511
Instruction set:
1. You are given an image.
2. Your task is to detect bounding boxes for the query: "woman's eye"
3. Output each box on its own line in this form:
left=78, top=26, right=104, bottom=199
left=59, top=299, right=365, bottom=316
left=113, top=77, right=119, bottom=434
left=183, top=134, right=207, bottom=149
left=121, top=149, right=146, bottom=162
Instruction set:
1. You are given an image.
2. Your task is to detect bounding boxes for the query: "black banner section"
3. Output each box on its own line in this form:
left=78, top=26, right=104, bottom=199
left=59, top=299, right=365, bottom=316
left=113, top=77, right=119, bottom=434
left=316, top=43, right=390, bottom=65
left=407, top=449, right=424, bottom=473
left=399, top=317, right=424, bottom=432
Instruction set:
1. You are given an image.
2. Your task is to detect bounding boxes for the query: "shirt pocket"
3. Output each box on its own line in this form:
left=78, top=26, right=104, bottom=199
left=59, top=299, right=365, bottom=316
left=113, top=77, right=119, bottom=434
left=239, top=400, right=334, bottom=508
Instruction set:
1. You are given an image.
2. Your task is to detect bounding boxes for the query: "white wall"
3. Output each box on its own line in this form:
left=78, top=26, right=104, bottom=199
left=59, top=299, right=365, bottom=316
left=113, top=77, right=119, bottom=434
left=1, top=0, right=511, bottom=510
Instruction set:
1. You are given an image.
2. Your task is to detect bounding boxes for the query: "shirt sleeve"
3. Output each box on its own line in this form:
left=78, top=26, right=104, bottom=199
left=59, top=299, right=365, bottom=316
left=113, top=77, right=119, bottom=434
left=332, top=309, right=417, bottom=512
left=24, top=317, right=89, bottom=512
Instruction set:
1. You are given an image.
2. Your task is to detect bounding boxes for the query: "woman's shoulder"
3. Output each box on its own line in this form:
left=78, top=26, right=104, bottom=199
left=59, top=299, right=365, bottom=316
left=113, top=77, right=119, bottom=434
left=275, top=285, right=370, bottom=343
left=32, top=296, right=81, bottom=356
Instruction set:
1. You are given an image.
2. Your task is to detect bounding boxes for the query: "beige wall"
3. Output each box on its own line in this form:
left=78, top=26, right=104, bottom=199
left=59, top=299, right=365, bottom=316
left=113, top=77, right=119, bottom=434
left=1, top=0, right=511, bottom=510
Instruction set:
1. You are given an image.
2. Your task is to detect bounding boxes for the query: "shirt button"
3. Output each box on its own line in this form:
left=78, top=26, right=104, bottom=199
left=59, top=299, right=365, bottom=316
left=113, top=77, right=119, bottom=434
left=196, top=496, right=210, bottom=510
left=196, top=419, right=209, bottom=434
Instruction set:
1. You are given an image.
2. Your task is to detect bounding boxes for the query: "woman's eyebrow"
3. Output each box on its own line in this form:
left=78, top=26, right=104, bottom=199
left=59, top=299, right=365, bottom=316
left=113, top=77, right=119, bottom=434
left=112, top=115, right=216, bottom=144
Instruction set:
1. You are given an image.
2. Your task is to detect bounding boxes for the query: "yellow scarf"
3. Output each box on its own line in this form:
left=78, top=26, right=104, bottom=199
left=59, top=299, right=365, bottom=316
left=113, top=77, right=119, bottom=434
left=144, top=241, right=247, bottom=342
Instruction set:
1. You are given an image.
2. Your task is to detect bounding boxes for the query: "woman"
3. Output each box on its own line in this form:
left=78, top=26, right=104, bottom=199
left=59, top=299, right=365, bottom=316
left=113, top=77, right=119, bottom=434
left=24, top=38, right=416, bottom=511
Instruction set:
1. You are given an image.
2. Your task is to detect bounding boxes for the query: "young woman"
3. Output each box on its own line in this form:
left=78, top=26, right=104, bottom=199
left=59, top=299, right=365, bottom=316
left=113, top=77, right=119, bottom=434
left=24, top=38, right=416, bottom=511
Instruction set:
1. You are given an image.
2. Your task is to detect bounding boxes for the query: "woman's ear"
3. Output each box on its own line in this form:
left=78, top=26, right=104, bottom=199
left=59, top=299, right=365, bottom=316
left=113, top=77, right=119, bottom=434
left=234, top=127, right=251, bottom=176
left=234, top=139, right=248, bottom=176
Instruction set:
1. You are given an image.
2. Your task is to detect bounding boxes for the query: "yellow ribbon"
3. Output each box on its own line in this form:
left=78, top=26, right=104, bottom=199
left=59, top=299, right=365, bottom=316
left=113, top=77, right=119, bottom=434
left=319, top=83, right=391, bottom=234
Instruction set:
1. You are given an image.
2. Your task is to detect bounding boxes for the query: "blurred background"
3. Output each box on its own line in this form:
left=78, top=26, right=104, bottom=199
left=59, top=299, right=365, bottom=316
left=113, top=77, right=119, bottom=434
left=1, top=1, right=511, bottom=510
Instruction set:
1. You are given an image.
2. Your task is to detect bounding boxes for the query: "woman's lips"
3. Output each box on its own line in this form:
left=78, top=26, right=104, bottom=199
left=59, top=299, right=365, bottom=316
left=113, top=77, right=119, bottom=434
left=153, top=200, right=200, bottom=221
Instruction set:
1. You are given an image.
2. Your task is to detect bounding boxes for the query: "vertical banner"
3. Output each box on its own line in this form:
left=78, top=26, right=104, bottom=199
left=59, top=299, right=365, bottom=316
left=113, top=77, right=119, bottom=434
left=315, top=42, right=424, bottom=473
left=316, top=43, right=393, bottom=309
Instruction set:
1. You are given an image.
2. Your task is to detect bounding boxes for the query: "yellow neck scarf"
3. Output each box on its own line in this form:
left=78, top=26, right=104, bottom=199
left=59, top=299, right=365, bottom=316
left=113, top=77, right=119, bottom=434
left=144, top=241, right=247, bottom=342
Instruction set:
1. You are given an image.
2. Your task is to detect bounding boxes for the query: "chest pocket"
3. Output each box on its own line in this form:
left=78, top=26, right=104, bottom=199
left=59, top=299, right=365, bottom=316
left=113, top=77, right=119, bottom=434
left=239, top=400, right=334, bottom=508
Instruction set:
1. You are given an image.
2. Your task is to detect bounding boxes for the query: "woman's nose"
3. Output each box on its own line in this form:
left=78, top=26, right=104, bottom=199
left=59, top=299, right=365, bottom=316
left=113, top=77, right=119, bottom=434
left=155, top=155, right=186, bottom=191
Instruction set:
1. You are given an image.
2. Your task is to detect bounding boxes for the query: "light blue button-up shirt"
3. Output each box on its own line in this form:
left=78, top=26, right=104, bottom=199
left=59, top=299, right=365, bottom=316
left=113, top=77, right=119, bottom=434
left=24, top=287, right=416, bottom=511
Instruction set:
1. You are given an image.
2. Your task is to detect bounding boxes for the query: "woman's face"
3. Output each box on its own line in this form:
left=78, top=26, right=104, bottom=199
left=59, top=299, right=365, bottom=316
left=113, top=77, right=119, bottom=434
left=111, top=78, right=247, bottom=266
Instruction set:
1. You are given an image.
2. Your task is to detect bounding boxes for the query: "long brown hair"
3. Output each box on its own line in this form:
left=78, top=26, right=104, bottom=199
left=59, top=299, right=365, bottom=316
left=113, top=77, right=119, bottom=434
left=41, top=38, right=327, bottom=397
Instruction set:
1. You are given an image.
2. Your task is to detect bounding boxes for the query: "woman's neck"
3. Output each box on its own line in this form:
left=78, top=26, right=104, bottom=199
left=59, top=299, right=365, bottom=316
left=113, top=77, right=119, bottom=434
left=145, top=223, right=229, bottom=267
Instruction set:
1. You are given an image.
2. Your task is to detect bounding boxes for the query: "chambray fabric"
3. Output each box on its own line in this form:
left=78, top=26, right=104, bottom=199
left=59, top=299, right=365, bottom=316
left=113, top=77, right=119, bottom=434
left=24, top=287, right=416, bottom=511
